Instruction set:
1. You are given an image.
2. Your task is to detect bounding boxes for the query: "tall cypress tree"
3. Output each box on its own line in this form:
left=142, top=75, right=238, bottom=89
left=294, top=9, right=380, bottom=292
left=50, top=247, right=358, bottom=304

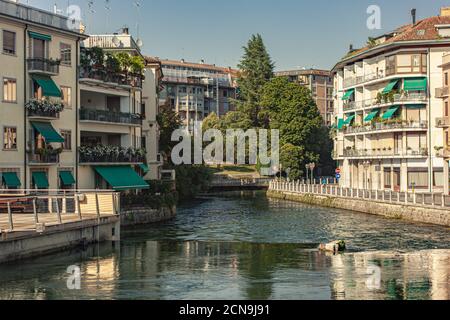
left=234, top=34, right=274, bottom=129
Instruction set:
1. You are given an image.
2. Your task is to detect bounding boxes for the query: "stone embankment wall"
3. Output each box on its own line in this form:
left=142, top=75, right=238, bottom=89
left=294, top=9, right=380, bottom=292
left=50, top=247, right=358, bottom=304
left=267, top=190, right=450, bottom=227
left=121, top=206, right=176, bottom=227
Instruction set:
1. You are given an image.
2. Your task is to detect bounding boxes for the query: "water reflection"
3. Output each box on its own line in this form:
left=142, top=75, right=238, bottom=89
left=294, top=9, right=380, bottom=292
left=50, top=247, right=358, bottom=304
left=0, top=241, right=447, bottom=300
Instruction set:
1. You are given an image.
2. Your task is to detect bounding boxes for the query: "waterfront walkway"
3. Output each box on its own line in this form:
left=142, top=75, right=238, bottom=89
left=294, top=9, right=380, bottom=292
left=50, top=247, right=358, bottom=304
left=269, top=181, right=450, bottom=209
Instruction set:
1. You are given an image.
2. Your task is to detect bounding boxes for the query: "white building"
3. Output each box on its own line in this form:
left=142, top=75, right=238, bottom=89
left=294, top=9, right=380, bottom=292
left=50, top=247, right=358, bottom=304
left=332, top=8, right=450, bottom=194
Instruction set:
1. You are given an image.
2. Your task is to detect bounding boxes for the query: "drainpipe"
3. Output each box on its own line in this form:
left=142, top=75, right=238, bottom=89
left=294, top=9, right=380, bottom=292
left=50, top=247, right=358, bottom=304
left=428, top=48, right=433, bottom=193
left=75, top=38, right=80, bottom=190
left=24, top=25, right=28, bottom=190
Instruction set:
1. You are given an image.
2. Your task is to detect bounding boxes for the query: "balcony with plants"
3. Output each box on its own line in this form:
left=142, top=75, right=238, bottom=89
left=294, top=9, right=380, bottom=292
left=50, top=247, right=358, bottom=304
left=29, top=146, right=62, bottom=164
left=26, top=98, right=64, bottom=119
left=344, top=117, right=428, bottom=135
left=343, top=90, right=427, bottom=112
left=27, top=58, right=61, bottom=75
left=343, top=146, right=428, bottom=158
left=80, top=47, right=145, bottom=88
left=79, top=145, right=146, bottom=164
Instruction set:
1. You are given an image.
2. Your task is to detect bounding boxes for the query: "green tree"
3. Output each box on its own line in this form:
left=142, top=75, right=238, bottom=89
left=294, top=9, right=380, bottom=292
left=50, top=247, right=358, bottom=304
left=234, top=34, right=274, bottom=129
left=202, top=112, right=222, bottom=132
left=260, top=77, right=324, bottom=179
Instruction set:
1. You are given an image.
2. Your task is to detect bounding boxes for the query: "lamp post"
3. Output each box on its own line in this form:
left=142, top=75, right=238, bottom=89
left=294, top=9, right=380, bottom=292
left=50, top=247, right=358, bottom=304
left=363, top=161, right=371, bottom=190
left=305, top=164, right=310, bottom=184
left=310, top=162, right=316, bottom=185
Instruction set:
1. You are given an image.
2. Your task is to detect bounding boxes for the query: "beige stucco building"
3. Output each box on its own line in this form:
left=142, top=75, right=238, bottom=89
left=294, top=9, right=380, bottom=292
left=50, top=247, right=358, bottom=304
left=0, top=0, right=85, bottom=190
left=332, top=9, right=450, bottom=194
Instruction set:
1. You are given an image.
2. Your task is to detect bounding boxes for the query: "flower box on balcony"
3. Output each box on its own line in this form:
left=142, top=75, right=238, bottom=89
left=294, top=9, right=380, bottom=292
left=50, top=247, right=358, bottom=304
left=26, top=99, right=64, bottom=118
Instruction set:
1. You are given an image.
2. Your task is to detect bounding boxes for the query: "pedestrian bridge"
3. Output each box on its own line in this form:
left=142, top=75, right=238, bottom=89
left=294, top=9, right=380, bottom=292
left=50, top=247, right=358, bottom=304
left=209, top=177, right=273, bottom=191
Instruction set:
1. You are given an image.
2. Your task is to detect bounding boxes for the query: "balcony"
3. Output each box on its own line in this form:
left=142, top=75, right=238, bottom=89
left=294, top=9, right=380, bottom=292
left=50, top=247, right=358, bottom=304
left=344, top=121, right=428, bottom=135
left=343, top=148, right=428, bottom=159
left=80, top=108, right=142, bottom=126
left=436, top=87, right=450, bottom=98
left=29, top=150, right=60, bottom=164
left=79, top=66, right=143, bottom=88
left=79, top=145, right=146, bottom=164
left=436, top=148, right=450, bottom=158
left=26, top=99, right=63, bottom=119
left=343, top=92, right=427, bottom=112
left=436, top=117, right=450, bottom=128
left=343, top=67, right=426, bottom=89
left=27, top=58, right=60, bottom=75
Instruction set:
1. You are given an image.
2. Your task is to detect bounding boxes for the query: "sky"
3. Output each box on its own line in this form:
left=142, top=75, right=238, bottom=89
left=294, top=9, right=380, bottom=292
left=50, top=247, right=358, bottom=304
left=29, top=0, right=450, bottom=70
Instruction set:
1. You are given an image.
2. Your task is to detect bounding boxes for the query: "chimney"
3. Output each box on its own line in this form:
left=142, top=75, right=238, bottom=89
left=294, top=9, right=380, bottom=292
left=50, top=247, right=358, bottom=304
left=440, top=7, right=450, bottom=17
left=411, top=8, right=417, bottom=25
left=181, top=59, right=185, bottom=63
left=349, top=44, right=353, bottom=52
left=122, top=27, right=129, bottom=35
left=200, top=59, right=205, bottom=64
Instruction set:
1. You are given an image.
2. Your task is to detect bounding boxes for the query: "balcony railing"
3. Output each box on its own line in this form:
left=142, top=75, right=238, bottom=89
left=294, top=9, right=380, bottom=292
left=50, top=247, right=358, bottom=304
left=343, top=148, right=428, bottom=158
left=25, top=99, right=64, bottom=119
left=436, top=117, right=450, bottom=128
left=29, top=152, right=59, bottom=164
left=436, top=148, right=450, bottom=158
left=79, top=66, right=143, bottom=88
left=80, top=108, right=142, bottom=125
left=27, top=58, right=60, bottom=75
left=344, top=121, right=428, bottom=135
left=79, top=146, right=146, bottom=164
left=343, top=92, right=427, bottom=112
left=436, top=87, right=449, bottom=98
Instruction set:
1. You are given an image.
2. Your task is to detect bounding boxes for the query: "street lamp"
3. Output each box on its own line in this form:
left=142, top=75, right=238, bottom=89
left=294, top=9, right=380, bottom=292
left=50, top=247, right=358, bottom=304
left=310, top=162, right=316, bottom=185
left=305, top=164, right=310, bottom=184
left=362, top=161, right=371, bottom=190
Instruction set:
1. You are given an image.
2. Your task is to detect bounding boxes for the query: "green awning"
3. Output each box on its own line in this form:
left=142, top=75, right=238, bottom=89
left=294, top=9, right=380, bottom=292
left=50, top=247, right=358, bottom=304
left=31, top=75, right=61, bottom=98
left=32, top=172, right=49, bottom=189
left=2, top=172, right=21, bottom=188
left=31, top=121, right=64, bottom=143
left=343, top=114, right=356, bottom=125
left=337, top=119, right=345, bottom=130
left=404, top=78, right=427, bottom=91
left=364, top=109, right=380, bottom=122
left=139, top=164, right=149, bottom=174
left=382, top=79, right=399, bottom=94
left=406, top=104, right=426, bottom=109
left=94, top=166, right=150, bottom=191
left=341, top=89, right=355, bottom=101
left=59, top=171, right=75, bottom=186
left=382, top=106, right=400, bottom=120
left=28, top=31, right=52, bottom=41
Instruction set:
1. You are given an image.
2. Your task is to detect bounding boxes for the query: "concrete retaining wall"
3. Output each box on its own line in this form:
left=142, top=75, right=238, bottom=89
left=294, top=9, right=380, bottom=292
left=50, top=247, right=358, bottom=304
left=121, top=206, right=176, bottom=227
left=267, top=190, right=450, bottom=227
left=0, top=216, right=120, bottom=264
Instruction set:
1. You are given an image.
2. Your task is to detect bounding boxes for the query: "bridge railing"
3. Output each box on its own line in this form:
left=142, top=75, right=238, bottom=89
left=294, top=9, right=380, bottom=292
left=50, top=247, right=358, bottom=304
left=0, top=190, right=120, bottom=233
left=269, top=181, right=450, bottom=209
left=210, top=177, right=273, bottom=187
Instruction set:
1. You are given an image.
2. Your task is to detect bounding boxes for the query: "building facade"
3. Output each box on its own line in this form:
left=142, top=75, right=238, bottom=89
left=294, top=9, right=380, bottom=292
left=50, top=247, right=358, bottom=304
left=275, top=69, right=334, bottom=126
left=78, top=31, right=155, bottom=190
left=332, top=9, right=450, bottom=194
left=158, top=59, right=238, bottom=132
left=0, top=0, right=84, bottom=190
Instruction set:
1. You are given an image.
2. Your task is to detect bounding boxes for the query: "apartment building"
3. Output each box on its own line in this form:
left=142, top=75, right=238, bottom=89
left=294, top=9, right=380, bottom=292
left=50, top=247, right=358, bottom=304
left=159, top=58, right=238, bottom=132
left=78, top=31, right=151, bottom=190
left=332, top=8, right=450, bottom=194
left=275, top=69, right=334, bottom=126
left=0, top=0, right=85, bottom=190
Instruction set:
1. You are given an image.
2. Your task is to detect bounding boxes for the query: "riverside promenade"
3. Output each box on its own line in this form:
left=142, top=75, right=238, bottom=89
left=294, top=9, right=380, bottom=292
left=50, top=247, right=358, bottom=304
left=0, top=190, right=121, bottom=263
left=268, top=181, right=450, bottom=227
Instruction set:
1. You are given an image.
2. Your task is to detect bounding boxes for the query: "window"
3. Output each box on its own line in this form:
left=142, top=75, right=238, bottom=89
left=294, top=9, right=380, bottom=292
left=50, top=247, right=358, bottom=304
left=408, top=169, right=428, bottom=188
left=60, top=43, right=71, bottom=66
left=412, top=54, right=421, bottom=67
left=179, top=87, right=187, bottom=93
left=445, top=102, right=449, bottom=117
left=223, top=90, right=228, bottom=98
left=445, top=73, right=449, bottom=86
left=32, top=38, right=46, bottom=58
left=3, top=30, right=16, bottom=55
left=384, top=169, right=391, bottom=188
left=3, top=78, right=17, bottom=102
left=3, top=127, right=17, bottom=150
left=61, top=130, right=71, bottom=151
left=61, top=86, right=72, bottom=108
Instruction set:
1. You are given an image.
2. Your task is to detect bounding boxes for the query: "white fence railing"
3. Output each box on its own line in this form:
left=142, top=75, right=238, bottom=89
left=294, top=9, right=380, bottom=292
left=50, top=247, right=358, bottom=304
left=269, top=181, right=450, bottom=209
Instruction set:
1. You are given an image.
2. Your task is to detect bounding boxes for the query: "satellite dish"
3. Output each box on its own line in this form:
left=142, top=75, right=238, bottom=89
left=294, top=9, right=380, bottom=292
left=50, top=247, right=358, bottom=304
left=136, top=38, right=143, bottom=48
left=112, top=36, right=120, bottom=47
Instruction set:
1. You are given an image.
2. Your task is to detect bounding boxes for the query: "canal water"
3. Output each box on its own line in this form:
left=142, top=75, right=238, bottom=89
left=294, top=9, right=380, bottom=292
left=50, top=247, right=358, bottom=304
left=0, top=191, right=449, bottom=300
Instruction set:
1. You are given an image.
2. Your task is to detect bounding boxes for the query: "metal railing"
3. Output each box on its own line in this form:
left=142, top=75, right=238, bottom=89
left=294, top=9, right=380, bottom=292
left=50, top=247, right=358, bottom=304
left=27, top=108, right=61, bottom=119
left=29, top=152, right=59, bottom=164
left=343, top=93, right=427, bottom=112
left=343, top=148, right=428, bottom=158
left=210, top=177, right=273, bottom=188
left=343, top=67, right=426, bottom=89
left=80, top=108, right=142, bottom=125
left=27, top=58, right=60, bottom=75
left=79, top=67, right=143, bottom=88
left=269, top=181, right=450, bottom=208
left=78, top=146, right=146, bottom=164
left=344, top=121, right=428, bottom=135
left=0, top=190, right=120, bottom=233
